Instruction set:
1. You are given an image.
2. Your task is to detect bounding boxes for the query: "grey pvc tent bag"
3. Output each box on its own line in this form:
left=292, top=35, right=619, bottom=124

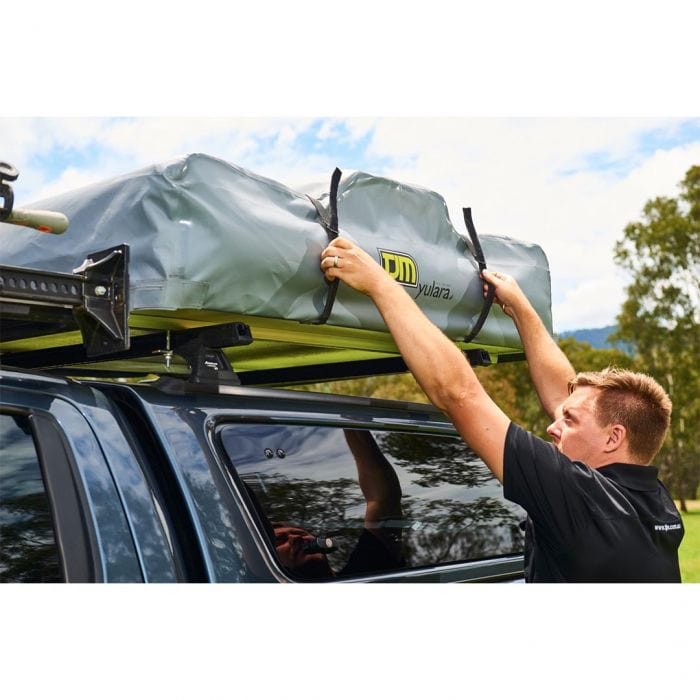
left=0, top=153, right=552, bottom=353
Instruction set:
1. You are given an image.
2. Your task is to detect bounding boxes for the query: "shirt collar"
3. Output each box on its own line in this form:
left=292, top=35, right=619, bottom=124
left=596, top=463, right=659, bottom=492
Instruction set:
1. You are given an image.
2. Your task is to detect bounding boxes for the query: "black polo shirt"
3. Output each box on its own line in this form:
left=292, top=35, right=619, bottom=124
left=503, top=423, right=684, bottom=583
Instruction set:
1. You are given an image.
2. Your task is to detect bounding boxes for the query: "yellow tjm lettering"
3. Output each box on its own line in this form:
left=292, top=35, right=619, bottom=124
left=380, top=250, right=417, bottom=286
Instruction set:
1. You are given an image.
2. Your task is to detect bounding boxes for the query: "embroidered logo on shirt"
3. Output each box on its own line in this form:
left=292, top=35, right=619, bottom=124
left=654, top=523, right=682, bottom=532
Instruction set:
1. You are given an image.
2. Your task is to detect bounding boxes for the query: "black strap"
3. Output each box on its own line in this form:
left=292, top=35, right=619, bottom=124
left=306, top=167, right=342, bottom=325
left=463, top=207, right=495, bottom=343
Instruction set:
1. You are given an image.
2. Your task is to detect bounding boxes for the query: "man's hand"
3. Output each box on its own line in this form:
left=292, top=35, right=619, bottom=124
left=273, top=524, right=326, bottom=569
left=321, top=238, right=391, bottom=297
left=481, top=269, right=529, bottom=320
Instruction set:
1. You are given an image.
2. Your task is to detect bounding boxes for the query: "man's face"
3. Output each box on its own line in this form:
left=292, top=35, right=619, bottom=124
left=546, top=386, right=610, bottom=466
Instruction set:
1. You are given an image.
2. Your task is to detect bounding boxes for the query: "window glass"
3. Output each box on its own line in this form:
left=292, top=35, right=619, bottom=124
left=0, top=414, right=62, bottom=582
left=219, top=424, right=524, bottom=580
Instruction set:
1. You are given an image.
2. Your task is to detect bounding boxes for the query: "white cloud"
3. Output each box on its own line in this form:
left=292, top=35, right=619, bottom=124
left=25, top=167, right=111, bottom=203
left=552, top=273, right=630, bottom=332
left=316, top=120, right=338, bottom=141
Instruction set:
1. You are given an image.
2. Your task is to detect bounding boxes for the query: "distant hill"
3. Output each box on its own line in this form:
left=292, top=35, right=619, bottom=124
left=558, top=325, right=633, bottom=353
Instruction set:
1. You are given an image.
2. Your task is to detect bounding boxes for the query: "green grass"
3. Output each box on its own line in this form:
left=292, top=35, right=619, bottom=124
left=679, top=505, right=700, bottom=583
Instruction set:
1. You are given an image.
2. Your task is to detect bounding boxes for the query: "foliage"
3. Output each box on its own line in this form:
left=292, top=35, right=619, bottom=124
left=679, top=504, right=700, bottom=583
left=296, top=372, right=429, bottom=403
left=0, top=492, right=62, bottom=582
left=613, top=165, right=700, bottom=507
left=376, top=433, right=492, bottom=488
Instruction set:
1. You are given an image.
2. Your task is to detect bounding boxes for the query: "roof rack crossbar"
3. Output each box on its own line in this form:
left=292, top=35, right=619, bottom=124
left=1, top=321, right=254, bottom=385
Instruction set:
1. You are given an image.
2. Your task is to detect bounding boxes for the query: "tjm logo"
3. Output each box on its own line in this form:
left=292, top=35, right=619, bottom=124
left=378, top=249, right=418, bottom=287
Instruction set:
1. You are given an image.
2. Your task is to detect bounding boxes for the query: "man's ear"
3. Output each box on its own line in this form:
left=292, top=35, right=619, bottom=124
left=603, top=424, right=627, bottom=454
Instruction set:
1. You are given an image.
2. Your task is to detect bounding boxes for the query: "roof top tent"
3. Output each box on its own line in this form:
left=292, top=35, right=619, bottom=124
left=0, top=154, right=551, bottom=385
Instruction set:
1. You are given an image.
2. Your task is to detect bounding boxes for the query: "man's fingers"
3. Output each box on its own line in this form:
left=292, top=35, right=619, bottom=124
left=322, top=236, right=352, bottom=258
left=322, top=238, right=358, bottom=279
left=321, top=254, right=344, bottom=278
left=482, top=269, right=503, bottom=283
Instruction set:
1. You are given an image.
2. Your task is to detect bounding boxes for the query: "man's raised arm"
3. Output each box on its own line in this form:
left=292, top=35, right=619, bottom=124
left=481, top=269, right=575, bottom=420
left=321, top=238, right=510, bottom=482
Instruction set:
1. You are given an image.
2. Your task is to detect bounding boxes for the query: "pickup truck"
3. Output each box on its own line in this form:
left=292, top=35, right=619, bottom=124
left=0, top=253, right=525, bottom=584
left=0, top=364, right=526, bottom=583
left=0, top=158, right=526, bottom=583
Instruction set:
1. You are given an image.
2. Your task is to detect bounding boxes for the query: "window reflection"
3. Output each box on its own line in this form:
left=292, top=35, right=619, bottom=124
left=0, top=414, right=61, bottom=583
left=220, top=425, right=524, bottom=580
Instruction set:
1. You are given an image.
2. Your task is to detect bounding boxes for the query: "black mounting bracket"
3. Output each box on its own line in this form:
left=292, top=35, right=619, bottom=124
left=168, top=323, right=253, bottom=386
left=466, top=349, right=492, bottom=367
left=0, top=244, right=130, bottom=357
left=72, top=245, right=130, bottom=355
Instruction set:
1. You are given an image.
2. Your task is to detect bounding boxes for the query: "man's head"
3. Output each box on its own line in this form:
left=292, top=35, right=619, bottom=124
left=547, top=367, right=672, bottom=467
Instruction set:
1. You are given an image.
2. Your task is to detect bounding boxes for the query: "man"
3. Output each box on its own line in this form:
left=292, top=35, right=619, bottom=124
left=320, top=238, right=684, bottom=582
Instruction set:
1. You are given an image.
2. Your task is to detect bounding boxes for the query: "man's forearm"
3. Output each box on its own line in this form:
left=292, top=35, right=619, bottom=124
left=368, top=277, right=480, bottom=413
left=482, top=269, right=575, bottom=420
left=344, top=429, right=401, bottom=511
left=510, top=302, right=575, bottom=419
left=368, top=277, right=510, bottom=481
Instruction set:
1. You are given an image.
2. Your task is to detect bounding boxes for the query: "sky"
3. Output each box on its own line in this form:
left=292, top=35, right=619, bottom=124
left=3, top=115, right=700, bottom=332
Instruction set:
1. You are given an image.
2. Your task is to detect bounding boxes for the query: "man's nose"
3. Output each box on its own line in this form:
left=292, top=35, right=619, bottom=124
left=547, top=419, right=561, bottom=439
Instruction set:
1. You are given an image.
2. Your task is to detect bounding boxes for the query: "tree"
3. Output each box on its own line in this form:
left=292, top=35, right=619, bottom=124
left=296, top=372, right=428, bottom=403
left=613, top=165, right=700, bottom=509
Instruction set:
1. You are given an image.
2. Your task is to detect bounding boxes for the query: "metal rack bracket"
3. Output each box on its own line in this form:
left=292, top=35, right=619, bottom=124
left=0, top=244, right=130, bottom=357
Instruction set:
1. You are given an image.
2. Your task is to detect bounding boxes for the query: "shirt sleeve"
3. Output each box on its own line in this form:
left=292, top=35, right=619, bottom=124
left=503, top=422, right=597, bottom=550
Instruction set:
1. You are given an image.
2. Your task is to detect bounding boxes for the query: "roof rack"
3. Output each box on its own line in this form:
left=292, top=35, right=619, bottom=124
left=1, top=242, right=526, bottom=388
left=2, top=321, right=255, bottom=387
left=0, top=244, right=130, bottom=357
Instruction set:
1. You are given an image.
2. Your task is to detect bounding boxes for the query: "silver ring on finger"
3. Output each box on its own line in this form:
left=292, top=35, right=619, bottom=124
left=333, top=255, right=339, bottom=268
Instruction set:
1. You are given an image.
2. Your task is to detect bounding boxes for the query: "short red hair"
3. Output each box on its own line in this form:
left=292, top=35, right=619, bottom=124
left=568, top=367, right=672, bottom=464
